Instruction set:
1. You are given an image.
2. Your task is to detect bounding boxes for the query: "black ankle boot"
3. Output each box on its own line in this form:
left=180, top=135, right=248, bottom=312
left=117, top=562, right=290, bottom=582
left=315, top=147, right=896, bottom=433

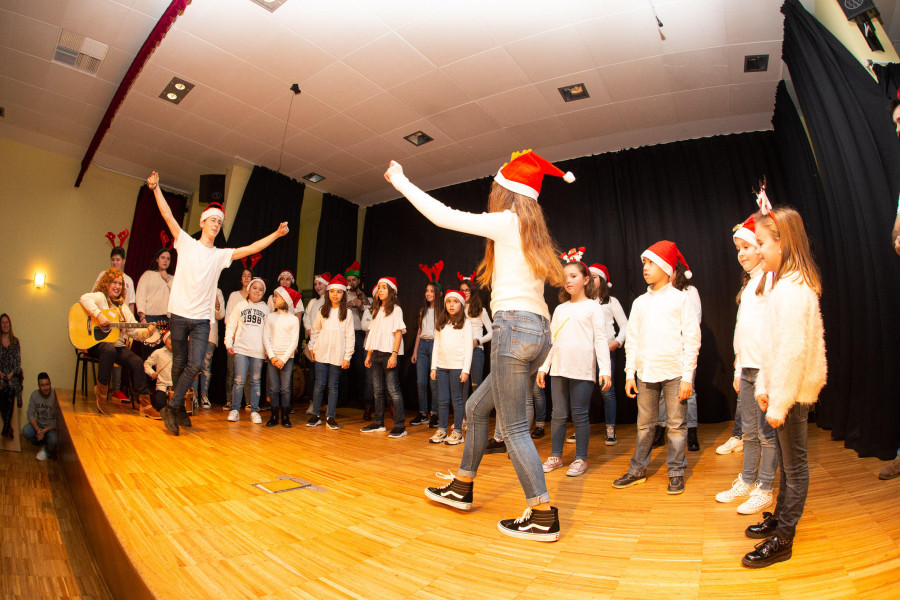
left=741, top=535, right=793, bottom=568
left=281, top=408, right=292, bottom=428
left=745, top=512, right=779, bottom=539
left=266, top=407, right=280, bottom=427
left=687, top=427, right=700, bottom=451
left=651, top=425, right=666, bottom=448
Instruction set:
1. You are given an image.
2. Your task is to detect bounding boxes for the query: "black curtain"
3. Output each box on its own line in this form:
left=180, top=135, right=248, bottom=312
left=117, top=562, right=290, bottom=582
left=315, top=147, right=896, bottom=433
left=872, top=63, right=900, bottom=100
left=780, top=0, right=900, bottom=458
left=313, top=193, right=359, bottom=277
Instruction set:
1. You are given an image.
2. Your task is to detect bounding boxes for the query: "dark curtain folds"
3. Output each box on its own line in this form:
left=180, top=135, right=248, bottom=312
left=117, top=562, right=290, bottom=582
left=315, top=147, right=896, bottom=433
left=872, top=63, right=900, bottom=101
left=126, top=185, right=187, bottom=283
left=781, top=0, right=900, bottom=458
left=313, top=193, right=359, bottom=277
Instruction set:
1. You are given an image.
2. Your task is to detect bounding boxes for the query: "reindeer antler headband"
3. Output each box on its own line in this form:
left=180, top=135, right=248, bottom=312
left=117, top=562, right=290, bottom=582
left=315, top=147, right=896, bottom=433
left=105, top=229, right=130, bottom=248
left=241, top=253, right=262, bottom=271
left=418, top=260, right=445, bottom=292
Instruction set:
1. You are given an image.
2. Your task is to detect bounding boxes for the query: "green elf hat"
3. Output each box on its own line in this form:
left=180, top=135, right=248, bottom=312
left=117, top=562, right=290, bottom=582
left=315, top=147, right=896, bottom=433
left=344, top=260, right=361, bottom=279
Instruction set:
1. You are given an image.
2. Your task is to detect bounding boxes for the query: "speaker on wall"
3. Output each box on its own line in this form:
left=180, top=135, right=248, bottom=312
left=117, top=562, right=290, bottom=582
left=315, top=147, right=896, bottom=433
left=198, top=174, right=225, bottom=205
left=838, top=0, right=877, bottom=21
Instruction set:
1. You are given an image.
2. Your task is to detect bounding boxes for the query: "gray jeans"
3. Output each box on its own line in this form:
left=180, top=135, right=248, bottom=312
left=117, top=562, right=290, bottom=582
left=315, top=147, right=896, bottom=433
left=739, top=368, right=777, bottom=491
left=773, top=403, right=810, bottom=540
left=630, top=377, right=687, bottom=477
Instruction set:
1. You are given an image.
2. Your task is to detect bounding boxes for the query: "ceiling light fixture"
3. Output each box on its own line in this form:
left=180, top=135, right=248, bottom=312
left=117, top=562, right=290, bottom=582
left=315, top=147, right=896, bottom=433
left=303, top=173, right=325, bottom=183
left=159, top=77, right=194, bottom=104
left=404, top=131, right=433, bottom=147
left=744, top=55, right=769, bottom=73
left=249, top=0, right=289, bottom=12
left=558, top=83, right=590, bottom=103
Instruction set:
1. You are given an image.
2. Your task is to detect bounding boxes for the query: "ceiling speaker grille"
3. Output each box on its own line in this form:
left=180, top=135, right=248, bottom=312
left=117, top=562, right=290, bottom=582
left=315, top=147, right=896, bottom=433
left=53, top=29, right=108, bottom=76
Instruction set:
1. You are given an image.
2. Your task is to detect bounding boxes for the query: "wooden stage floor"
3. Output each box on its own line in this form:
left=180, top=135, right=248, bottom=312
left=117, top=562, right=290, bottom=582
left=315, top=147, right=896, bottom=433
left=54, top=392, right=899, bottom=600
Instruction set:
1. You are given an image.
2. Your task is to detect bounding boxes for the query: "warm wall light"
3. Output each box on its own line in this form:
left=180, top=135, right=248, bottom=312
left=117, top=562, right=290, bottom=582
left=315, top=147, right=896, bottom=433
left=34, top=272, right=46, bottom=288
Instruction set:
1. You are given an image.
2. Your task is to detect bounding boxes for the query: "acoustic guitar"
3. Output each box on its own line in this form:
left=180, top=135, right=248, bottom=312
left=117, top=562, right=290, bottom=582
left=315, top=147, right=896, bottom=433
left=68, top=304, right=168, bottom=350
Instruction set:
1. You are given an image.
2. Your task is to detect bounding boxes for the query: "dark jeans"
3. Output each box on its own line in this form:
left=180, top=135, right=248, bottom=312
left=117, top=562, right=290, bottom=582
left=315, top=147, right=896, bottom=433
left=416, top=338, right=438, bottom=415
left=773, top=403, right=810, bottom=540
left=267, top=358, right=293, bottom=409
left=312, top=361, right=342, bottom=418
left=87, top=342, right=150, bottom=395
left=436, top=367, right=464, bottom=431
left=22, top=423, right=57, bottom=453
left=550, top=376, right=594, bottom=461
left=168, top=314, right=210, bottom=409
left=462, top=345, right=485, bottom=402
left=351, top=331, right=373, bottom=406
left=369, top=350, right=404, bottom=427
left=153, top=389, right=168, bottom=411
left=601, top=351, right=617, bottom=425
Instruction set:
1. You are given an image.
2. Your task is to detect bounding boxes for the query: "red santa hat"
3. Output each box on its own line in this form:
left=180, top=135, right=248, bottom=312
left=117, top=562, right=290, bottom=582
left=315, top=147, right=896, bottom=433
left=377, top=276, right=397, bottom=291
left=277, top=270, right=295, bottom=284
left=494, top=150, right=575, bottom=200
left=314, top=272, right=332, bottom=286
left=327, top=274, right=348, bottom=292
left=162, top=330, right=171, bottom=344
left=641, top=240, right=692, bottom=279
left=732, top=215, right=758, bottom=248
left=249, top=277, right=267, bottom=293
left=275, top=285, right=302, bottom=309
left=589, top=263, right=611, bottom=288
left=444, top=290, right=466, bottom=306
left=200, top=202, right=225, bottom=223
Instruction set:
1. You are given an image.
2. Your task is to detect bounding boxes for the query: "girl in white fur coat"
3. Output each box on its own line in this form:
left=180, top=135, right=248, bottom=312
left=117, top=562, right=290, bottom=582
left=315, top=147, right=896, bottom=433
left=741, top=206, right=826, bottom=570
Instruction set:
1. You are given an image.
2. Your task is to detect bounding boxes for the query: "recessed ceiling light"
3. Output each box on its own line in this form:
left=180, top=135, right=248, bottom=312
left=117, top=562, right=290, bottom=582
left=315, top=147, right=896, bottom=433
left=159, top=77, right=194, bottom=105
left=303, top=172, right=325, bottom=183
left=174, top=82, right=185, bottom=90
left=404, top=131, right=433, bottom=147
left=250, top=0, right=288, bottom=11
left=558, top=83, right=590, bottom=102
left=744, top=55, right=769, bottom=73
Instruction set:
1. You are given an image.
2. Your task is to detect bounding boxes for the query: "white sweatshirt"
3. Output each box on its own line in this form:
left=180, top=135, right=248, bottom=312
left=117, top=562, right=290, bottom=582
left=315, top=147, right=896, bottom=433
left=303, top=295, right=326, bottom=332
left=390, top=174, right=550, bottom=320
left=225, top=299, right=269, bottom=359
left=598, top=296, right=627, bottom=346
left=309, top=308, right=356, bottom=366
left=539, top=299, right=611, bottom=381
left=264, top=310, right=300, bottom=364
left=431, top=320, right=474, bottom=373
left=135, top=270, right=172, bottom=316
left=624, top=283, right=701, bottom=383
left=733, top=266, right=768, bottom=377
left=467, top=308, right=493, bottom=347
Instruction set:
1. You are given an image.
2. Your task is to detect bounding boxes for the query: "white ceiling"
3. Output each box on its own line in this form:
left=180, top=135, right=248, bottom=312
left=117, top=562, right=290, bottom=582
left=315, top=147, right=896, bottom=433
left=1, top=0, right=789, bottom=205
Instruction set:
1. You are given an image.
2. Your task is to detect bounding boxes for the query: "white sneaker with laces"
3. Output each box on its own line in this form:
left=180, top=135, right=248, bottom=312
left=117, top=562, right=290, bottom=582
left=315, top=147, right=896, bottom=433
left=542, top=456, right=563, bottom=473
left=430, top=429, right=448, bottom=444
left=227, top=410, right=240, bottom=422
left=251, top=412, right=263, bottom=424
left=716, top=436, right=744, bottom=455
left=566, top=459, right=587, bottom=477
left=36, top=447, right=48, bottom=461
left=715, top=475, right=754, bottom=503
left=444, top=430, right=464, bottom=445
left=200, top=395, right=211, bottom=409
left=736, top=483, right=774, bottom=515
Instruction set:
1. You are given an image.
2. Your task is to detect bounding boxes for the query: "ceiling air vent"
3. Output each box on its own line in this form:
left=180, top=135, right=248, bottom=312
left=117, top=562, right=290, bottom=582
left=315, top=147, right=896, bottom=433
left=53, top=29, right=108, bottom=76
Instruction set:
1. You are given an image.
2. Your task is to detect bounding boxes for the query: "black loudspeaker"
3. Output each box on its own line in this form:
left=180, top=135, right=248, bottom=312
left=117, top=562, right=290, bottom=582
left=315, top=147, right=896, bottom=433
left=198, top=174, right=225, bottom=205
left=838, top=0, right=877, bottom=21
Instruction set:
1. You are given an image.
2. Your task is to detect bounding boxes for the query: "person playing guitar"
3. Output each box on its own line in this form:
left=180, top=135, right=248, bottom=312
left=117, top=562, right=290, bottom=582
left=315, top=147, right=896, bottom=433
left=79, top=268, right=155, bottom=416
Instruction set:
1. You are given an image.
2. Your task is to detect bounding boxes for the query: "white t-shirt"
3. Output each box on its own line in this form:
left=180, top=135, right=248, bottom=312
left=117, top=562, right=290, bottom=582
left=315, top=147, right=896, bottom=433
left=168, top=231, right=233, bottom=320
left=364, top=306, right=406, bottom=355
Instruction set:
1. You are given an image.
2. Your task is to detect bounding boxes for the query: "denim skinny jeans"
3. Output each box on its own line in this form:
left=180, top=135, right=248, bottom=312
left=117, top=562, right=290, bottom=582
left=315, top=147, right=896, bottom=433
left=739, top=368, right=776, bottom=491
left=169, top=315, right=210, bottom=409
left=369, top=350, right=404, bottom=427
left=550, top=376, right=594, bottom=461
left=415, top=338, right=438, bottom=415
left=312, top=361, right=342, bottom=418
left=267, top=357, right=293, bottom=409
left=232, top=354, right=263, bottom=412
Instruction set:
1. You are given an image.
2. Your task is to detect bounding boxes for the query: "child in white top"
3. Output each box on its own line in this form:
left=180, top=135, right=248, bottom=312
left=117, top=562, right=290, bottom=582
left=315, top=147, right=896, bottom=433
left=588, top=263, right=627, bottom=446
left=429, top=290, right=473, bottom=446
left=225, top=278, right=269, bottom=424
left=301, top=273, right=329, bottom=415
left=613, top=241, right=700, bottom=495
left=411, top=280, right=441, bottom=427
left=361, top=278, right=407, bottom=437
left=308, top=275, right=355, bottom=430
left=264, top=286, right=301, bottom=428
left=740, top=207, right=825, bottom=569
left=224, top=268, right=253, bottom=411
left=538, top=256, right=611, bottom=477
left=145, top=332, right=174, bottom=416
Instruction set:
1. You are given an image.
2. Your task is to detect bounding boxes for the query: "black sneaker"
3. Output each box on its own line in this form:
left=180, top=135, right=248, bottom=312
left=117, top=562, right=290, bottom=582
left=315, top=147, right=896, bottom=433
left=484, top=438, right=506, bottom=454
left=745, top=512, right=779, bottom=539
left=388, top=427, right=408, bottom=438
left=531, top=427, right=545, bottom=439
left=497, top=506, right=560, bottom=542
left=667, top=475, right=685, bottom=495
left=326, top=417, right=340, bottom=430
left=741, top=536, right=793, bottom=568
left=160, top=406, right=179, bottom=436
left=429, top=414, right=439, bottom=428
left=410, top=413, right=428, bottom=426
left=306, top=416, right=322, bottom=427
left=174, top=406, right=191, bottom=427
left=688, top=427, right=700, bottom=451
left=424, top=473, right=473, bottom=510
left=612, top=472, right=646, bottom=489
left=605, top=427, right=617, bottom=446
left=651, top=425, right=666, bottom=448
left=360, top=423, right=386, bottom=433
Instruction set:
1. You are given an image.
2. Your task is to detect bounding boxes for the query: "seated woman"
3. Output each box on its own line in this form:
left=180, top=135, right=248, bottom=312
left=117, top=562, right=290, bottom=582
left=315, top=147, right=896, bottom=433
left=80, top=268, right=155, bottom=415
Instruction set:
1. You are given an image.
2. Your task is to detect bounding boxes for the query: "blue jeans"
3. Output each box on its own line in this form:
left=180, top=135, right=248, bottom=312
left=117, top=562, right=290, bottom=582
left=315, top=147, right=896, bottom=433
left=550, top=376, right=593, bottom=460
left=632, top=377, right=687, bottom=477
left=601, top=351, right=617, bottom=425
left=658, top=380, right=699, bottom=428
left=22, top=423, right=57, bottom=453
left=463, top=346, right=485, bottom=402
left=415, top=338, right=438, bottom=415
left=527, top=378, right=546, bottom=427
left=233, top=354, right=263, bottom=412
left=169, top=314, right=210, bottom=409
left=457, top=311, right=551, bottom=506
left=369, top=351, right=404, bottom=427
left=436, top=368, right=465, bottom=431
left=312, top=361, right=341, bottom=418
left=773, top=403, right=810, bottom=540
left=194, top=342, right=216, bottom=397
left=739, top=368, right=776, bottom=491
left=351, top=331, right=373, bottom=405
left=267, top=358, right=293, bottom=409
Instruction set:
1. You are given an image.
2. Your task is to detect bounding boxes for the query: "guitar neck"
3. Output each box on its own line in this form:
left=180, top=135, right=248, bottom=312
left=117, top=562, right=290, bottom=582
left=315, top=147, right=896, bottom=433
left=107, top=322, right=152, bottom=329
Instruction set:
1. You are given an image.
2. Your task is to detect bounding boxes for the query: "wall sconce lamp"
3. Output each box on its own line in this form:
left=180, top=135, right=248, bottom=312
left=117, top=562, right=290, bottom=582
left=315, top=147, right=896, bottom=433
left=34, top=272, right=46, bottom=288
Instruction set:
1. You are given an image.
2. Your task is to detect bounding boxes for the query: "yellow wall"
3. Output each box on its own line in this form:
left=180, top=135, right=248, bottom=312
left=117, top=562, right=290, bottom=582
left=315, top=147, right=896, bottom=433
left=805, top=0, right=899, bottom=67
left=297, top=189, right=323, bottom=295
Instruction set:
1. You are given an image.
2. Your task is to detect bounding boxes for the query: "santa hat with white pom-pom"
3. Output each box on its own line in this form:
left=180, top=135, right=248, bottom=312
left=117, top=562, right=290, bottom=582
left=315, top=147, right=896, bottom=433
left=589, top=263, right=612, bottom=288
left=494, top=149, right=575, bottom=200
left=641, top=240, right=692, bottom=279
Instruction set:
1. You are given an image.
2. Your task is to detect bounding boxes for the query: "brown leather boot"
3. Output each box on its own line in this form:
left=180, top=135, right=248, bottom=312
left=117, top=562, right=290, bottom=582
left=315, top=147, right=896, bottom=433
left=95, top=383, right=109, bottom=415
left=139, top=394, right=161, bottom=419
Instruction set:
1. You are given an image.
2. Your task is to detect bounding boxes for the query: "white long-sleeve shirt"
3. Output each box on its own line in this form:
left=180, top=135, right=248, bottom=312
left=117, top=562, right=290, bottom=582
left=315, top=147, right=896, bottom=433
left=539, top=299, right=611, bottom=381
left=467, top=308, right=493, bottom=347
left=135, top=270, right=172, bottom=316
left=598, top=296, right=627, bottom=346
left=225, top=290, right=246, bottom=323
left=209, top=288, right=225, bottom=346
left=309, top=308, right=356, bottom=366
left=390, top=174, right=550, bottom=320
left=267, top=292, right=304, bottom=316
left=624, top=283, right=701, bottom=383
left=431, top=320, right=474, bottom=373
left=225, top=299, right=268, bottom=359
left=144, top=346, right=173, bottom=392
left=303, top=295, right=326, bottom=332
left=364, top=306, right=406, bottom=355
left=264, top=310, right=300, bottom=363
left=733, top=266, right=768, bottom=377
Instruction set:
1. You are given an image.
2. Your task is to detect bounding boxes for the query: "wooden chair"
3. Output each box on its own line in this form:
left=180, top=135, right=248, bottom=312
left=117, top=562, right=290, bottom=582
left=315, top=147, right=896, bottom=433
left=72, top=349, right=98, bottom=404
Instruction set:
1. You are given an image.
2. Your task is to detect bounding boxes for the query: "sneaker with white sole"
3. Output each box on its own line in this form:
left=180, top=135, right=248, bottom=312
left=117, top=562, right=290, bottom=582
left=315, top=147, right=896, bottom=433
left=36, top=447, right=48, bottom=461
left=251, top=412, right=263, bottom=424
left=542, top=456, right=563, bottom=473
left=566, top=459, right=587, bottom=477
left=430, top=429, right=448, bottom=444
left=497, top=506, right=560, bottom=542
left=326, top=417, right=340, bottom=430
left=444, top=430, right=464, bottom=445
left=566, top=434, right=576, bottom=444
left=227, top=409, right=240, bottom=422
left=716, top=436, right=744, bottom=455
left=715, top=475, right=754, bottom=503
left=200, top=395, right=211, bottom=409
left=605, top=426, right=617, bottom=446
left=424, top=471, right=473, bottom=510
left=306, top=416, right=322, bottom=427
left=737, top=483, right=774, bottom=515
left=388, top=427, right=408, bottom=438
left=360, top=423, right=387, bottom=432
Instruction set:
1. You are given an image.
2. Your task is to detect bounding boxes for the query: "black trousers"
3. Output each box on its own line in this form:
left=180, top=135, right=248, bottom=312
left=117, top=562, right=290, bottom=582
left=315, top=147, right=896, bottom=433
left=88, top=343, right=150, bottom=395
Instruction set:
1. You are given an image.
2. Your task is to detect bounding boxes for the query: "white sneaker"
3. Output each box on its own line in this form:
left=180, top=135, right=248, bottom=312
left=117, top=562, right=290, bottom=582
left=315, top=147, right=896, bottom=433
left=566, top=459, right=587, bottom=477
left=715, top=475, right=754, bottom=503
left=200, top=395, right=211, bottom=409
left=251, top=412, right=263, bottom=424
left=566, top=434, right=576, bottom=444
left=227, top=410, right=240, bottom=422
left=716, top=436, right=744, bottom=455
left=444, top=430, right=464, bottom=445
left=36, top=447, right=48, bottom=461
left=737, top=483, right=774, bottom=515
left=542, top=456, right=563, bottom=472
left=430, top=429, right=448, bottom=444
